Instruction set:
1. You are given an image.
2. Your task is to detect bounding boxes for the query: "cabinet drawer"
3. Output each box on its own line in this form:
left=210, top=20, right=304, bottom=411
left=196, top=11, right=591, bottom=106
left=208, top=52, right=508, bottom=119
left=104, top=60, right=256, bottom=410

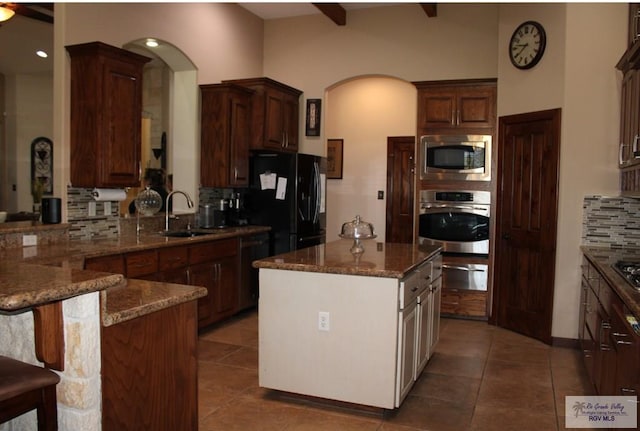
left=399, top=270, right=423, bottom=309
left=85, top=254, right=124, bottom=274
left=441, top=289, right=486, bottom=318
left=126, top=250, right=158, bottom=278
left=158, top=246, right=189, bottom=270
left=189, top=238, right=238, bottom=264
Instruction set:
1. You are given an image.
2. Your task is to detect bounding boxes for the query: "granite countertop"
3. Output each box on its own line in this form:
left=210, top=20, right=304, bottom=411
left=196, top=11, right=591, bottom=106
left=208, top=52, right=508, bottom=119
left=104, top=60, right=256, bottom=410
left=253, top=240, right=442, bottom=278
left=0, top=261, right=123, bottom=311
left=100, top=279, right=207, bottom=326
left=581, top=245, right=640, bottom=317
left=0, top=225, right=269, bottom=324
left=0, top=225, right=271, bottom=268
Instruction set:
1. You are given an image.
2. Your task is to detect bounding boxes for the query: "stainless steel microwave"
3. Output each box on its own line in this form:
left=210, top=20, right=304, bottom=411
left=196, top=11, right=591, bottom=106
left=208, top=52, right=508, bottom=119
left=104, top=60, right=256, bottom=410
left=420, top=135, right=492, bottom=181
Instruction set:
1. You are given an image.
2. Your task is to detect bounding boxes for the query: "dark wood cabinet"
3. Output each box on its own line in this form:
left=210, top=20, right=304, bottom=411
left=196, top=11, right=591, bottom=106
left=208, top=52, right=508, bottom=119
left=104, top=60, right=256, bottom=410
left=66, top=42, right=150, bottom=188
left=189, top=238, right=239, bottom=327
left=414, top=79, right=496, bottom=137
left=224, top=77, right=302, bottom=152
left=579, top=255, right=640, bottom=397
left=102, top=301, right=198, bottom=431
left=200, top=84, right=254, bottom=187
left=84, top=237, right=240, bottom=329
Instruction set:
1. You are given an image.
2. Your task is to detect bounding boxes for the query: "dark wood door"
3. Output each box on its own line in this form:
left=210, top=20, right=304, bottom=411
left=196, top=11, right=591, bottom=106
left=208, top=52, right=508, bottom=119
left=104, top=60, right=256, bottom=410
left=385, top=136, right=415, bottom=243
left=494, top=108, right=561, bottom=345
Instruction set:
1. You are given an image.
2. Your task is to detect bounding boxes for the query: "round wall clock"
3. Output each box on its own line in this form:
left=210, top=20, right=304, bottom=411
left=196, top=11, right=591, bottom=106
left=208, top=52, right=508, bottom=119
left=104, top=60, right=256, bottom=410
left=509, top=21, right=546, bottom=70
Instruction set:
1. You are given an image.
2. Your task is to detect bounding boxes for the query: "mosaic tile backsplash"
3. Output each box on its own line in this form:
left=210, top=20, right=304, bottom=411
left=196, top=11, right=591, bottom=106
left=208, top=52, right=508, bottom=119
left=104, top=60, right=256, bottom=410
left=582, top=195, right=640, bottom=248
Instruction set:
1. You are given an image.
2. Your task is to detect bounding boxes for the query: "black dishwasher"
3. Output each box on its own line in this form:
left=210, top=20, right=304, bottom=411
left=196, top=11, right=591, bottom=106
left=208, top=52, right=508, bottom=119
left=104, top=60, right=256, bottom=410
left=238, top=232, right=270, bottom=310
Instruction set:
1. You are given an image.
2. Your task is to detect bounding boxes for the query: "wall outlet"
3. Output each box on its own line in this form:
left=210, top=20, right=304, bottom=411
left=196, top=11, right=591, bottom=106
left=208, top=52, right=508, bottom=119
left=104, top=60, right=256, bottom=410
left=22, top=234, right=37, bottom=247
left=88, top=201, right=96, bottom=217
left=318, top=311, right=330, bottom=332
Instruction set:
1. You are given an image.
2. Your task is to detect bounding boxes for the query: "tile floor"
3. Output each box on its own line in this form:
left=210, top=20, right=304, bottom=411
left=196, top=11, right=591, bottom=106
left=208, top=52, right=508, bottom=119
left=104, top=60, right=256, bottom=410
left=197, top=310, right=594, bottom=431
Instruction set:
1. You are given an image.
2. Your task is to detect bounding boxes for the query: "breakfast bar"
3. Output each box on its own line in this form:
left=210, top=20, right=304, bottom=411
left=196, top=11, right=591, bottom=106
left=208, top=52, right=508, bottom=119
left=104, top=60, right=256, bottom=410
left=253, top=240, right=442, bottom=409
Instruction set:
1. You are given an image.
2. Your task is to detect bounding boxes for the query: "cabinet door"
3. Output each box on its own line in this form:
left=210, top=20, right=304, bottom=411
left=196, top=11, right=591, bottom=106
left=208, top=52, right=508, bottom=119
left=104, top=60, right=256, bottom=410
left=619, top=69, right=639, bottom=167
left=101, top=58, right=144, bottom=187
left=396, top=302, right=417, bottom=407
left=264, top=90, right=286, bottom=150
left=282, top=92, right=299, bottom=152
left=418, top=87, right=457, bottom=131
left=428, top=277, right=442, bottom=355
left=456, top=86, right=496, bottom=129
left=229, top=94, right=251, bottom=185
left=190, top=262, right=215, bottom=324
left=415, top=292, right=431, bottom=376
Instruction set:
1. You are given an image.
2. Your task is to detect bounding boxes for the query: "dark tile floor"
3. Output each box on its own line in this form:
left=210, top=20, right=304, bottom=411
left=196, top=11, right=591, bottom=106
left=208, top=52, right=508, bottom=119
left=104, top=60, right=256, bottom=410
left=197, top=310, right=594, bottom=430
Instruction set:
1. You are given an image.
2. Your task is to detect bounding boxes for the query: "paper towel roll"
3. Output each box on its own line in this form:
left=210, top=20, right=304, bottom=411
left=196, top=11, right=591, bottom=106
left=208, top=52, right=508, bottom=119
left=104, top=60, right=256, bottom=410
left=92, top=188, right=127, bottom=202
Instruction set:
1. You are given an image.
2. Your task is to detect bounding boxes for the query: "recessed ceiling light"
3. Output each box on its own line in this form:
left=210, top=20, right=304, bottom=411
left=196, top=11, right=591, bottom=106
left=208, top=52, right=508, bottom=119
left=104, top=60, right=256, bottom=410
left=145, top=39, right=159, bottom=48
left=36, top=50, right=48, bottom=58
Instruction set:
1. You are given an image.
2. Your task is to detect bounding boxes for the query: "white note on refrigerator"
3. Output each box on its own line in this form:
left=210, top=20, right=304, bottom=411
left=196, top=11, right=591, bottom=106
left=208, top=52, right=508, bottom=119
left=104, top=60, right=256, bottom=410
left=275, top=177, right=288, bottom=200
left=259, top=172, right=277, bottom=190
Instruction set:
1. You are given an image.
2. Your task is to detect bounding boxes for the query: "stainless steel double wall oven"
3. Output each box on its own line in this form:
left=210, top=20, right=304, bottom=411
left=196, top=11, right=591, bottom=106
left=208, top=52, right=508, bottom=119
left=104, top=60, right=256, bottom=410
left=419, top=190, right=490, bottom=295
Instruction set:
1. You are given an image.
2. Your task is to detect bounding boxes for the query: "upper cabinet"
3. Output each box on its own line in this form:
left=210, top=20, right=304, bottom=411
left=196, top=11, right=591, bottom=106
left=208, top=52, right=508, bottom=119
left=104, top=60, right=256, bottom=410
left=66, top=42, right=150, bottom=188
left=224, top=77, right=302, bottom=153
left=617, top=6, right=640, bottom=195
left=414, top=79, right=497, bottom=137
left=200, top=84, right=254, bottom=188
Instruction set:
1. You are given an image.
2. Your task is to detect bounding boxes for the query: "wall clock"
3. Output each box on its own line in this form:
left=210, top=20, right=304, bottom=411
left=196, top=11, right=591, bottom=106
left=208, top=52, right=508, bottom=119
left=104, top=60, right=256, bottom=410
left=31, top=136, right=53, bottom=195
left=509, top=21, right=546, bottom=70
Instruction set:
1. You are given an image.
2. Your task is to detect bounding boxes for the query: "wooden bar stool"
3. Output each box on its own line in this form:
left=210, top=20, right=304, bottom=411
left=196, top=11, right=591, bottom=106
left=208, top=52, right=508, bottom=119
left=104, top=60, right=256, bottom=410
left=0, top=355, right=61, bottom=431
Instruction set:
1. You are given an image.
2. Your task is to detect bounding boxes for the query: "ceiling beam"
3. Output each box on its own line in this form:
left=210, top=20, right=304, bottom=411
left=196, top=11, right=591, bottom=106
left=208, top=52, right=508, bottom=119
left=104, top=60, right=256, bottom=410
left=10, top=3, right=54, bottom=24
left=313, top=3, right=346, bottom=26
left=420, top=3, right=437, bottom=18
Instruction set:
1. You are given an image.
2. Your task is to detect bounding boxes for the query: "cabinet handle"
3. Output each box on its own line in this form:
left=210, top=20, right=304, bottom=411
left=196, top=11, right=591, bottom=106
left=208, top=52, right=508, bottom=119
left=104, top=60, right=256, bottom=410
left=612, top=332, right=633, bottom=345
left=621, top=387, right=638, bottom=396
left=411, top=286, right=419, bottom=292
left=456, top=109, right=460, bottom=125
left=620, top=142, right=629, bottom=165
left=186, top=268, right=191, bottom=285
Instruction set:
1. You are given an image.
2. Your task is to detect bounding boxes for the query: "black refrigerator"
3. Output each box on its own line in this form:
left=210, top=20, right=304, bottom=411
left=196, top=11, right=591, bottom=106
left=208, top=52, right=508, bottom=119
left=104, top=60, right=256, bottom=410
left=246, top=152, right=327, bottom=256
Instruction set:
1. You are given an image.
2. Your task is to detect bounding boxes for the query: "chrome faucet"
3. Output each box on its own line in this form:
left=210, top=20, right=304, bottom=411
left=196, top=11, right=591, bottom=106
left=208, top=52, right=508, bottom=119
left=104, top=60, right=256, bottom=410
left=165, top=190, right=194, bottom=231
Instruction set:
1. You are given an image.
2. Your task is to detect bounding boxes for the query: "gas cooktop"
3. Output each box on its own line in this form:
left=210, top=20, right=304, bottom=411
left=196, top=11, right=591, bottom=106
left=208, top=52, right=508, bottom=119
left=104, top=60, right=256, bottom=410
left=614, top=261, right=640, bottom=290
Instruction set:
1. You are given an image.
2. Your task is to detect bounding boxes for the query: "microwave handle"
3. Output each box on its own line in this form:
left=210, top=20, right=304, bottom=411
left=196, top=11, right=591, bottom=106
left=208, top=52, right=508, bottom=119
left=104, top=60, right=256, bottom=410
left=421, top=204, right=489, bottom=212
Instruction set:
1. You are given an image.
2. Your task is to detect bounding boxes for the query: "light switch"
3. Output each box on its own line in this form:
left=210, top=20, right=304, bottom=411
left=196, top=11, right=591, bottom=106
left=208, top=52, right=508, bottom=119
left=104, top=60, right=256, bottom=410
left=377, top=191, right=384, bottom=200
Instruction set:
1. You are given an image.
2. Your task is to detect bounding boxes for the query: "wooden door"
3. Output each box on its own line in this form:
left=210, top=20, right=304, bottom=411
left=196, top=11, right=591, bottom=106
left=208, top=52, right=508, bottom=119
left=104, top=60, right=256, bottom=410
left=385, top=137, right=415, bottom=243
left=494, top=109, right=561, bottom=345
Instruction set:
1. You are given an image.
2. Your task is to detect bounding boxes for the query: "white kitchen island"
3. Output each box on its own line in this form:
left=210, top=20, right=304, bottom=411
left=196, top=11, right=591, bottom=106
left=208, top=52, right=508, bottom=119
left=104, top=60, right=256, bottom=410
left=253, top=240, right=442, bottom=409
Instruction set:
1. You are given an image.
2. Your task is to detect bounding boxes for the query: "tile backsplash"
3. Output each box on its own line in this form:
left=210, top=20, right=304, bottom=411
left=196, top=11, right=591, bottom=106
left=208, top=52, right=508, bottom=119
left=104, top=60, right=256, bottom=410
left=582, top=195, right=640, bottom=248
left=67, top=187, right=120, bottom=240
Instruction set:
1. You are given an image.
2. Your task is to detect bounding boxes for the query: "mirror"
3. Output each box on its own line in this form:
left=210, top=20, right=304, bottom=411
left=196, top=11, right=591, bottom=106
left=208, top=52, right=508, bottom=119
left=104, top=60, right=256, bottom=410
left=123, top=38, right=199, bottom=216
left=0, top=15, right=53, bottom=214
left=0, top=24, right=199, bottom=216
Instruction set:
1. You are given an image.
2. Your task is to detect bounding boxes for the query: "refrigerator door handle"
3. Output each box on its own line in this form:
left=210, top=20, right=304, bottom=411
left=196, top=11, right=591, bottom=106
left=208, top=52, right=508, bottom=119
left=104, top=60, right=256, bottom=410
left=313, top=161, right=320, bottom=224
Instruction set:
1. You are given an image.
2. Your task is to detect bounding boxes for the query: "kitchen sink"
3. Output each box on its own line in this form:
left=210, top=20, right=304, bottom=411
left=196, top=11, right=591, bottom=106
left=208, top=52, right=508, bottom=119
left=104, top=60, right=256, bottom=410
left=160, top=229, right=212, bottom=238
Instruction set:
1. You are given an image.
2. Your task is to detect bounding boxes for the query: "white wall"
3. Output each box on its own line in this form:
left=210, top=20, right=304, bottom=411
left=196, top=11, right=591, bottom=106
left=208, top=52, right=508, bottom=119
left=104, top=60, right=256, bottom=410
left=265, top=3, right=626, bottom=339
left=497, top=3, right=625, bottom=338
left=3, top=73, right=53, bottom=213
left=325, top=77, right=416, bottom=242
left=55, top=3, right=264, bottom=207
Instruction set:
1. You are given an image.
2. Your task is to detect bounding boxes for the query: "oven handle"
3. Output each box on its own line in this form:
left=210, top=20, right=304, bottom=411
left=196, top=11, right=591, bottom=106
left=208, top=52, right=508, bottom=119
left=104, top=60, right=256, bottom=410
left=442, top=264, right=486, bottom=272
left=420, top=204, right=489, bottom=212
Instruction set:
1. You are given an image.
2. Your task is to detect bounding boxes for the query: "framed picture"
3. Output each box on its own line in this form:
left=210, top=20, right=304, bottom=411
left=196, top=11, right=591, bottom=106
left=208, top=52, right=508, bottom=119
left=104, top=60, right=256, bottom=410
left=305, top=98, right=321, bottom=136
left=327, top=139, right=343, bottom=179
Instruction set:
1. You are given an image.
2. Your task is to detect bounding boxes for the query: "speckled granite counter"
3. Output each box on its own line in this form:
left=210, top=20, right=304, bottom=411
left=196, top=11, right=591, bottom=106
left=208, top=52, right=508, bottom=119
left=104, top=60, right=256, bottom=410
left=253, top=240, right=441, bottom=278
left=101, top=279, right=207, bottom=326
left=0, top=261, right=123, bottom=311
left=0, top=225, right=270, bottom=324
left=581, top=246, right=640, bottom=317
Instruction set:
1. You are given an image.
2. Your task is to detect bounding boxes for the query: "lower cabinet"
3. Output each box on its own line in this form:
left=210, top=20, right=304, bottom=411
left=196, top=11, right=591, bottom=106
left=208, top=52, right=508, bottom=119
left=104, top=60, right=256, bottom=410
left=579, top=255, right=640, bottom=397
left=85, top=237, right=240, bottom=329
left=101, top=301, right=199, bottom=431
left=396, top=253, right=443, bottom=407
